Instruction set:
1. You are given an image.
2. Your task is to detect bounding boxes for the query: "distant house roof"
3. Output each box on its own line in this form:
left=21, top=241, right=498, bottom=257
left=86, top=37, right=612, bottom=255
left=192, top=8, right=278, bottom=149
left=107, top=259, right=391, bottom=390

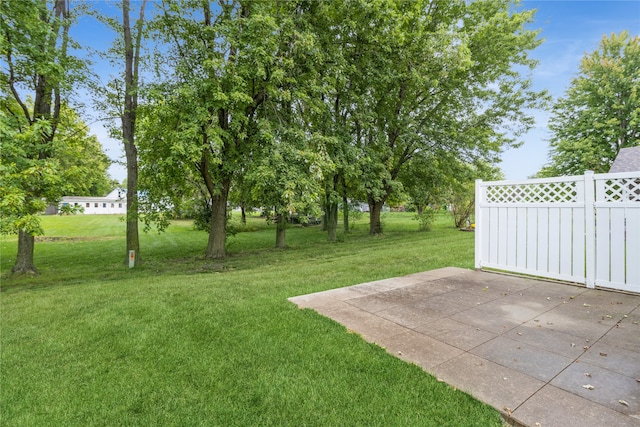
left=609, top=146, right=640, bottom=173
left=105, top=188, right=126, bottom=199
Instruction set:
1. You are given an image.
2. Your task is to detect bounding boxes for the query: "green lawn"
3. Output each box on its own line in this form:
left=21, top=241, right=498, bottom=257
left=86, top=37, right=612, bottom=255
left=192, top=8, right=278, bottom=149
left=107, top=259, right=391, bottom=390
left=1, top=212, right=502, bottom=426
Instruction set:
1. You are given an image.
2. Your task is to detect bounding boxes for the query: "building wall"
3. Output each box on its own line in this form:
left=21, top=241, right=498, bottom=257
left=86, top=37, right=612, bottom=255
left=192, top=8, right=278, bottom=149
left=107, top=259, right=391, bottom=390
left=52, top=188, right=128, bottom=215
left=59, top=197, right=127, bottom=215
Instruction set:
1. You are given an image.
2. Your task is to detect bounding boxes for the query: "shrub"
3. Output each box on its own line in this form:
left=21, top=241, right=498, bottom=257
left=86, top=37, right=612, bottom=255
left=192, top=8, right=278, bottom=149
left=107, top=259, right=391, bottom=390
left=414, top=207, right=435, bottom=231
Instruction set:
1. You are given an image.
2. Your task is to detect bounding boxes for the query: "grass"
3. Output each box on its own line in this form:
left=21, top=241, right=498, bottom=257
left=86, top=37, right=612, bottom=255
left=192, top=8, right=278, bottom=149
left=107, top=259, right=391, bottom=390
left=0, top=212, right=502, bottom=426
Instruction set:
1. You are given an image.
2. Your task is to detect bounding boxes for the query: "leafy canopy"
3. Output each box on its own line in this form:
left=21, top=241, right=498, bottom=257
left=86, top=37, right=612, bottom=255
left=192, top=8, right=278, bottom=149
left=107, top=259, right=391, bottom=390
left=0, top=0, right=89, bottom=241
left=1, top=99, right=112, bottom=235
left=538, top=31, right=640, bottom=177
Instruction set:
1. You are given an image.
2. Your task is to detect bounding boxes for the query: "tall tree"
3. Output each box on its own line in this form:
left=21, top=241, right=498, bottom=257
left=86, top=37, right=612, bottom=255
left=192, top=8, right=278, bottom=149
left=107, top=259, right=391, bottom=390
left=140, top=0, right=323, bottom=258
left=305, top=0, right=368, bottom=242
left=141, top=0, right=266, bottom=259
left=246, top=128, right=331, bottom=248
left=92, top=0, right=147, bottom=264
left=355, top=0, right=545, bottom=234
left=1, top=0, right=85, bottom=274
left=538, top=31, right=640, bottom=176
left=244, top=2, right=332, bottom=248
left=122, top=0, right=147, bottom=265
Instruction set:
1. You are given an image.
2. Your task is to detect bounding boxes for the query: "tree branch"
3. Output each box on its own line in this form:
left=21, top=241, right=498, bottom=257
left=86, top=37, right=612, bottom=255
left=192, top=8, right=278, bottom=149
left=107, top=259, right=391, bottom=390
left=132, top=0, right=148, bottom=113
left=4, top=31, right=32, bottom=123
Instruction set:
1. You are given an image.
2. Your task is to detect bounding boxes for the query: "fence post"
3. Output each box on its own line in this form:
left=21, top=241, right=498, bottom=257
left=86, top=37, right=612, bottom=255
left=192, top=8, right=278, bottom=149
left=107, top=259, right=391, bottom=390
left=474, top=179, right=483, bottom=270
left=584, top=171, right=595, bottom=288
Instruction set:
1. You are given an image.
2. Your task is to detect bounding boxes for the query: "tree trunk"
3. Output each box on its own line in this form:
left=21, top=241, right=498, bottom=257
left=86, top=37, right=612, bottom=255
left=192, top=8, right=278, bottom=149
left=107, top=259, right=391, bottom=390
left=240, top=204, right=247, bottom=225
left=124, top=144, right=140, bottom=264
left=368, top=196, right=385, bottom=235
left=206, top=179, right=230, bottom=259
left=326, top=201, right=338, bottom=242
left=121, top=0, right=146, bottom=266
left=12, top=1, right=66, bottom=275
left=342, top=193, right=349, bottom=233
left=275, top=213, right=287, bottom=248
left=12, top=230, right=38, bottom=275
left=9, top=0, right=69, bottom=274
left=325, top=174, right=339, bottom=241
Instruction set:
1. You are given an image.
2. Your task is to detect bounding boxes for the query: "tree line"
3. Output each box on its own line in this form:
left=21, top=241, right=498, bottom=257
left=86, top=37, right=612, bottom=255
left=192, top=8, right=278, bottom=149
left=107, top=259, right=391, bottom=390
left=2, top=0, right=637, bottom=274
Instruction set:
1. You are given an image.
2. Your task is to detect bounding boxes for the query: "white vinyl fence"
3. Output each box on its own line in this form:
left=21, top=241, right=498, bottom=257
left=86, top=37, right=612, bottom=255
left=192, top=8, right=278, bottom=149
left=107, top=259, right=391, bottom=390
left=475, top=171, right=640, bottom=293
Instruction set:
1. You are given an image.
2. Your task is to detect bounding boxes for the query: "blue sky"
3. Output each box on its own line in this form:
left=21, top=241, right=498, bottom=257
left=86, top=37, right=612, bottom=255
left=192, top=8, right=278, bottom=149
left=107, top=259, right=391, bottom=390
left=77, top=0, right=640, bottom=182
left=502, top=0, right=640, bottom=180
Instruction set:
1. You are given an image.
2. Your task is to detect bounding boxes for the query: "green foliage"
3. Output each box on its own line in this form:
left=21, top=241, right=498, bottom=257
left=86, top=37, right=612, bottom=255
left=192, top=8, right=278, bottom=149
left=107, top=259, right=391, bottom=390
left=1, top=100, right=111, bottom=235
left=246, top=128, right=333, bottom=220
left=446, top=161, right=504, bottom=228
left=539, top=31, right=640, bottom=176
left=0, top=112, right=57, bottom=236
left=189, top=200, right=238, bottom=237
left=399, top=152, right=457, bottom=213
left=58, top=203, right=84, bottom=215
left=414, top=207, right=436, bottom=232
left=139, top=0, right=339, bottom=253
left=449, top=187, right=475, bottom=229
left=49, top=105, right=113, bottom=197
left=1, top=0, right=89, bottom=272
left=348, top=206, right=364, bottom=223
left=137, top=0, right=548, bottom=241
left=0, top=0, right=86, bottom=96
left=191, top=200, right=212, bottom=232
left=303, top=0, right=548, bottom=234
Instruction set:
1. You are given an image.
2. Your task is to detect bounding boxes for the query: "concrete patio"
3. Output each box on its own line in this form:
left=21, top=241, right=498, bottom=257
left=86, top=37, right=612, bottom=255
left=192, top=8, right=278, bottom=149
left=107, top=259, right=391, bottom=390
left=289, top=267, right=640, bottom=427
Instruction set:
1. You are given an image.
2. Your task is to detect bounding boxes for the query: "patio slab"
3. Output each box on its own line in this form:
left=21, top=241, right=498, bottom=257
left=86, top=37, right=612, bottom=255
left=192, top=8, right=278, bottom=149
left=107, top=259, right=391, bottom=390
left=289, top=268, right=640, bottom=427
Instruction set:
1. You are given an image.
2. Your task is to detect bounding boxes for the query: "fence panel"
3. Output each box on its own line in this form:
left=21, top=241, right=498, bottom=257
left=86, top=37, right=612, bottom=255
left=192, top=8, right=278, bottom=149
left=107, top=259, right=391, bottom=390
left=592, top=174, right=640, bottom=293
left=515, top=207, right=528, bottom=269
left=559, top=207, right=573, bottom=276
left=525, top=208, right=537, bottom=271
left=475, top=171, right=640, bottom=293
left=627, top=211, right=640, bottom=286
left=475, top=176, right=585, bottom=284
left=538, top=209, right=550, bottom=273
left=595, top=207, right=611, bottom=284
left=572, top=208, right=586, bottom=280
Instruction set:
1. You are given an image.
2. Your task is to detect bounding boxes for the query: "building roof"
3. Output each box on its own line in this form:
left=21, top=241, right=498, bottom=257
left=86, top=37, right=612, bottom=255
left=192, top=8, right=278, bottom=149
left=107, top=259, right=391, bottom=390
left=61, top=196, right=125, bottom=202
left=609, top=146, right=640, bottom=173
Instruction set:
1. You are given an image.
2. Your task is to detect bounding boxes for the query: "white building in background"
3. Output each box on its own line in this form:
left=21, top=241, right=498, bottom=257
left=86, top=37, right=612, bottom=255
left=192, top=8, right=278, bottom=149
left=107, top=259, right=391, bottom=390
left=55, top=188, right=127, bottom=215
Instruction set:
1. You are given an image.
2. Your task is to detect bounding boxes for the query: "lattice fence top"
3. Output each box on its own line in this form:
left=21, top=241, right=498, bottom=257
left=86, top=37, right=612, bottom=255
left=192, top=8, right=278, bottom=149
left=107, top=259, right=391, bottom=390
left=484, top=181, right=579, bottom=204
left=598, top=177, right=640, bottom=202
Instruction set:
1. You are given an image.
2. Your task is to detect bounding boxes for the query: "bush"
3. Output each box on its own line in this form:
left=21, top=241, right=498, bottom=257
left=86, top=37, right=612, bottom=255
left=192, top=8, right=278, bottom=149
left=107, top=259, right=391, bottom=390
left=58, top=204, right=84, bottom=215
left=191, top=200, right=237, bottom=237
left=414, top=207, right=435, bottom=231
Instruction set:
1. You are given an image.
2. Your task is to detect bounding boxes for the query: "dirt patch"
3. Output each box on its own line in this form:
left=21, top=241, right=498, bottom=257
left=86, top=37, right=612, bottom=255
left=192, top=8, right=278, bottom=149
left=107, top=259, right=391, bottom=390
left=34, top=236, right=115, bottom=242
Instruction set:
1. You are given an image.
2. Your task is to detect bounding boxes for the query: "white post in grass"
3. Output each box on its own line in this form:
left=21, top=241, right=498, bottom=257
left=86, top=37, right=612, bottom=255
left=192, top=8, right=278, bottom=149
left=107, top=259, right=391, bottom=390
left=129, top=250, right=136, bottom=268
